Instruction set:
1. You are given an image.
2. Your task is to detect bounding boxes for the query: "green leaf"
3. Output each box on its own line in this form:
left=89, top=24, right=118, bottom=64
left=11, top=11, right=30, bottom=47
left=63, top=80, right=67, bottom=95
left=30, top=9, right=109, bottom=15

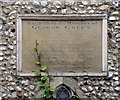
left=36, top=61, right=41, bottom=65
left=35, top=72, right=41, bottom=76
left=45, top=88, right=50, bottom=92
left=49, top=88, right=55, bottom=92
left=41, top=76, right=47, bottom=81
left=45, top=82, right=50, bottom=87
left=45, top=87, right=55, bottom=93
left=39, top=94, right=45, bottom=98
left=39, top=52, right=42, bottom=56
left=40, top=65, right=47, bottom=71
left=37, top=81, right=44, bottom=87
left=34, top=48, right=37, bottom=51
left=44, top=93, right=50, bottom=99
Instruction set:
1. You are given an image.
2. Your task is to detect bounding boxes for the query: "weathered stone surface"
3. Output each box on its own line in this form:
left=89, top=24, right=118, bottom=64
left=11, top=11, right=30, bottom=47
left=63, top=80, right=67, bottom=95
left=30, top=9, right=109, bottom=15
left=0, top=0, right=119, bottom=99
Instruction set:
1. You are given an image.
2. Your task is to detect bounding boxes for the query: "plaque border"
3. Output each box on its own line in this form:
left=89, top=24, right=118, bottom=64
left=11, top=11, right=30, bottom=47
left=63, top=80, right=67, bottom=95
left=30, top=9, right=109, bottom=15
left=17, top=14, right=107, bottom=76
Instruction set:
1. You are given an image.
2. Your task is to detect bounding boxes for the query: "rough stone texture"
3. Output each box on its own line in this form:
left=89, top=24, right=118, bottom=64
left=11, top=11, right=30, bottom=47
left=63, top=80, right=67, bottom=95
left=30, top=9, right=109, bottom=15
left=0, top=0, right=120, bottom=99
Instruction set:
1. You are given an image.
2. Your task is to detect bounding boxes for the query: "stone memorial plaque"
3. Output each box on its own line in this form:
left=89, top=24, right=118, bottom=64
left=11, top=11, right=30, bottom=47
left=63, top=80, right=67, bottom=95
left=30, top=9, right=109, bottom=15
left=17, top=15, right=107, bottom=76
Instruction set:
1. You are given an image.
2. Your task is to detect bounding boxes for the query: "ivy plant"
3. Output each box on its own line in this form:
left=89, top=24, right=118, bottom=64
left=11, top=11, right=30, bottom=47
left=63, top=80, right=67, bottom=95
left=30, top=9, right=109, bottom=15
left=34, top=40, right=55, bottom=100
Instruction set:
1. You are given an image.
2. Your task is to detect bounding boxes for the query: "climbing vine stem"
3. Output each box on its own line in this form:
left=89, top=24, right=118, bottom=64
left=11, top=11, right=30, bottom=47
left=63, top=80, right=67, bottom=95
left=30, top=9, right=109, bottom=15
left=34, top=40, right=55, bottom=100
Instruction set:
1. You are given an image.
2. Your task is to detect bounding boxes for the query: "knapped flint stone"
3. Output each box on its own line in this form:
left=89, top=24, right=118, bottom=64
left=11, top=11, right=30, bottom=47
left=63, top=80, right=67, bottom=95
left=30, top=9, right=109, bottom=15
left=81, top=1, right=88, bottom=6
left=15, top=1, right=22, bottom=5
left=0, top=24, right=2, bottom=30
left=6, top=76, right=13, bottom=82
left=114, top=25, right=120, bottom=29
left=1, top=16, right=6, bottom=21
left=114, top=72, right=119, bottom=75
left=2, top=93, right=7, bottom=98
left=16, top=86, right=22, bottom=92
left=87, top=86, right=93, bottom=92
left=112, top=1, right=119, bottom=7
left=109, top=16, right=119, bottom=21
left=87, top=6, right=92, bottom=10
left=100, top=81, right=105, bottom=85
left=32, top=1, right=40, bottom=6
left=13, top=40, right=17, bottom=45
left=96, top=92, right=101, bottom=97
left=24, top=87, right=29, bottom=91
left=114, top=81, right=120, bottom=86
left=8, top=86, right=15, bottom=92
left=29, top=85, right=35, bottom=90
left=9, top=15, right=15, bottom=20
left=79, top=4, right=84, bottom=8
left=71, top=6, right=78, bottom=11
left=104, top=92, right=110, bottom=98
left=40, top=0, right=48, bottom=7
left=24, top=93, right=28, bottom=97
left=81, top=87, right=88, bottom=92
left=95, top=86, right=99, bottom=90
left=112, top=93, right=119, bottom=98
left=116, top=21, right=120, bottom=25
left=0, top=57, right=3, bottom=61
left=67, top=10, right=77, bottom=14
left=41, top=8, right=47, bottom=14
left=9, top=60, right=16, bottom=65
left=91, top=90, right=96, bottom=95
left=78, top=9, right=86, bottom=14
left=9, top=10, right=17, bottom=16
left=8, top=45, right=14, bottom=50
left=3, top=8, right=11, bottom=14
left=11, top=92, right=17, bottom=98
left=53, top=1, right=61, bottom=9
left=61, top=9, right=67, bottom=14
left=113, top=76, right=119, bottom=81
left=0, top=46, right=7, bottom=51
left=114, top=87, right=120, bottom=91
left=1, top=67, right=6, bottom=71
left=10, top=55, right=16, bottom=60
left=111, top=11, right=119, bottom=15
left=51, top=9, right=57, bottom=14
left=99, top=5, right=109, bottom=10
left=17, top=92, right=22, bottom=97
left=9, top=33, right=15, bottom=38
left=96, top=10, right=104, bottom=14
left=5, top=51, right=11, bottom=55
left=116, top=43, right=120, bottom=49
left=116, top=38, right=120, bottom=42
left=78, top=82, right=83, bottom=86
left=65, top=0, right=75, bottom=6
left=93, top=81, right=99, bottom=86
left=10, top=82, right=16, bottom=86
left=88, top=10, right=94, bottom=14
left=29, top=91, right=35, bottom=96
left=112, top=55, right=117, bottom=61
left=21, top=80, right=29, bottom=86
left=12, top=65, right=16, bottom=69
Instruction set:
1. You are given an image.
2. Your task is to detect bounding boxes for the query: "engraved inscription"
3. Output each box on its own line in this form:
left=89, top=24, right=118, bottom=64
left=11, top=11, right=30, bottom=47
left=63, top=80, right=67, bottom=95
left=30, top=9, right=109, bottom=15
left=22, top=20, right=102, bottom=73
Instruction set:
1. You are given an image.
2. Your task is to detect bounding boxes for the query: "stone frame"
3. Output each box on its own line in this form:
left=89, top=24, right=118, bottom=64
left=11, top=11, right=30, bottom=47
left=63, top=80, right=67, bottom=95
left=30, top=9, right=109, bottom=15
left=17, top=14, right=107, bottom=76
